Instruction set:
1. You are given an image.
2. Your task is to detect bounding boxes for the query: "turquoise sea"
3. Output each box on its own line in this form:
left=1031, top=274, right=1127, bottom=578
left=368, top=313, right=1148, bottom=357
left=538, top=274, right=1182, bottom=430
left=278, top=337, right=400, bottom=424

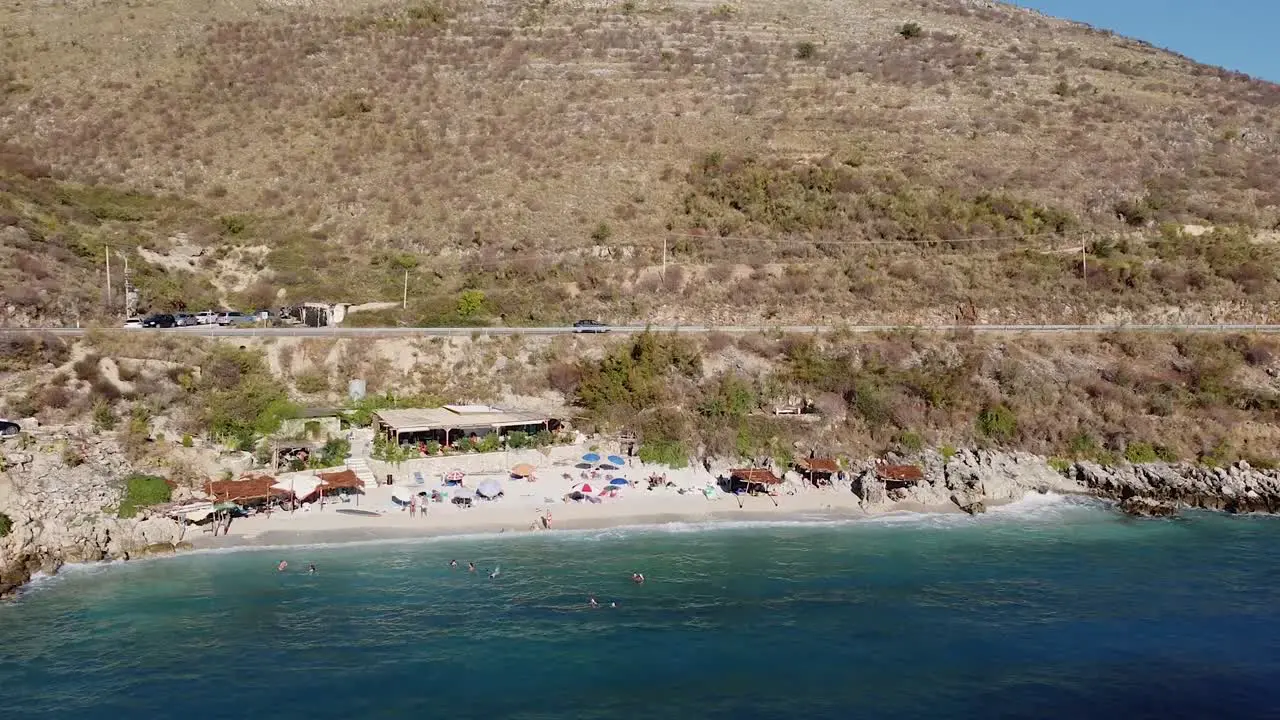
left=3, top=494, right=1280, bottom=719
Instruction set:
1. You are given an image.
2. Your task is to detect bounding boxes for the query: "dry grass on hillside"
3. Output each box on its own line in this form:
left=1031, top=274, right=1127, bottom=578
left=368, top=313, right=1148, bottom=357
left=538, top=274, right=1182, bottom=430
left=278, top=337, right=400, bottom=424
left=2, top=0, right=1279, bottom=325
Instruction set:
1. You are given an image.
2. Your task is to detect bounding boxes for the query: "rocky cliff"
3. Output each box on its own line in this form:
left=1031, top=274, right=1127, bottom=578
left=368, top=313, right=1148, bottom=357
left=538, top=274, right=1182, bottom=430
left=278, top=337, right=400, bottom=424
left=1072, top=460, right=1280, bottom=516
left=0, top=428, right=186, bottom=598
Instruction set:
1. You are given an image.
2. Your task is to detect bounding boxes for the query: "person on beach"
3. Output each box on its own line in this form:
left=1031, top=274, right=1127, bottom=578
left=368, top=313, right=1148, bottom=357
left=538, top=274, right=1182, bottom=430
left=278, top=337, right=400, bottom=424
left=468, top=562, right=476, bottom=573
left=277, top=560, right=288, bottom=572
left=632, top=572, right=645, bottom=584
left=410, top=498, right=416, bottom=518
left=543, top=511, right=553, bottom=531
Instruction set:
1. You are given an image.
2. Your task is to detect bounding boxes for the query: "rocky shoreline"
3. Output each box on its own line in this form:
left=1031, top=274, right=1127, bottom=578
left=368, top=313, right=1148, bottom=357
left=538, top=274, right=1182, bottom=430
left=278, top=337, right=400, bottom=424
left=4, top=438, right=1280, bottom=598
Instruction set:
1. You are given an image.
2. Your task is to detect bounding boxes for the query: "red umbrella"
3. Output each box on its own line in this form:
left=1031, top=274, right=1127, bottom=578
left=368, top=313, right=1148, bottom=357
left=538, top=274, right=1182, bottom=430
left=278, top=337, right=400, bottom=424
left=445, top=469, right=465, bottom=483
left=575, top=483, right=594, bottom=494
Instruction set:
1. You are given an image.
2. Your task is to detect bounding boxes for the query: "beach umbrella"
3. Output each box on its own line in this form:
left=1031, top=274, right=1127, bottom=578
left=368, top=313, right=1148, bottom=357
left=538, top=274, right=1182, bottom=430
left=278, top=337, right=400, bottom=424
left=599, top=464, right=619, bottom=471
left=451, top=488, right=476, bottom=501
left=607, top=455, right=625, bottom=466
left=574, top=462, right=594, bottom=470
left=582, top=453, right=601, bottom=464
left=575, top=483, right=594, bottom=494
left=609, top=477, right=628, bottom=486
left=476, top=479, right=504, bottom=499
left=511, top=463, right=536, bottom=477
left=444, top=469, right=466, bottom=483
left=598, top=486, right=620, bottom=497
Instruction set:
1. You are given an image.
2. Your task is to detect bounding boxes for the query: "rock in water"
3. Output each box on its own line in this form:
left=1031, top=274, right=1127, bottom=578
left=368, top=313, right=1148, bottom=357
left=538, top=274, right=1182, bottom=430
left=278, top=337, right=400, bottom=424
left=1119, top=497, right=1178, bottom=518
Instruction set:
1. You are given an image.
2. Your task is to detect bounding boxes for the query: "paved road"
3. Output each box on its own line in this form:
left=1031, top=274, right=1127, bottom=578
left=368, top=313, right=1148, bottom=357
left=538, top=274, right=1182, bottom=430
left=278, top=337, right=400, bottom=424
left=4, top=323, right=1280, bottom=338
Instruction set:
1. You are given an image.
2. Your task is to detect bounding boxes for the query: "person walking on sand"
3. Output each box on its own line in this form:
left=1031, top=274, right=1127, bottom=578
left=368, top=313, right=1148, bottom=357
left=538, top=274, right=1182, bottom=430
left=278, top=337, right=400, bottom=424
left=543, top=510, right=553, bottom=531
left=410, top=497, right=416, bottom=518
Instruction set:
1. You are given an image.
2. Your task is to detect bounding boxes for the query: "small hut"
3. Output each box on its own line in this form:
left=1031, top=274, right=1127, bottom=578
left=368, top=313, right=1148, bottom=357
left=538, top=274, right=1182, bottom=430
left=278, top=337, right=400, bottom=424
left=876, top=464, right=924, bottom=491
left=795, top=457, right=840, bottom=488
left=728, top=468, right=783, bottom=495
left=317, top=469, right=365, bottom=504
left=207, top=474, right=290, bottom=507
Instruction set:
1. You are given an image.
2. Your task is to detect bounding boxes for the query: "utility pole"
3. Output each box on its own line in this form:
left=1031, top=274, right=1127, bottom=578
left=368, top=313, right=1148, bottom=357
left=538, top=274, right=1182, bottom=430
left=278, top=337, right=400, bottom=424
left=105, top=246, right=112, bottom=311
left=1081, top=242, right=1087, bottom=282
left=662, top=237, right=667, bottom=282
left=402, top=269, right=408, bottom=310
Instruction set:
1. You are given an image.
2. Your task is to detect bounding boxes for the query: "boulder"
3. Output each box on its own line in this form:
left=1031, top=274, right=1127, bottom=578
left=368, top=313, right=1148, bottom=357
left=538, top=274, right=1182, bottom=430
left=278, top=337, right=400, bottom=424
left=1119, top=497, right=1178, bottom=518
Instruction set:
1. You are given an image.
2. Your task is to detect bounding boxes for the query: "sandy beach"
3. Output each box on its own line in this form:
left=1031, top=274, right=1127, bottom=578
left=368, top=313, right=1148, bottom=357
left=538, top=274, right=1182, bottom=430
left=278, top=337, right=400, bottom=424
left=190, top=456, right=961, bottom=549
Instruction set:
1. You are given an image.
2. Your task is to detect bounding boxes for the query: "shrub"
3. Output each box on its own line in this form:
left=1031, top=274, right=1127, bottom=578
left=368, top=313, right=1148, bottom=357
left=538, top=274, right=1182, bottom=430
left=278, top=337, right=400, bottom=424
left=589, top=222, right=613, bottom=242
left=1047, top=457, right=1071, bottom=473
left=638, top=439, right=689, bottom=468
left=1124, top=442, right=1159, bottom=464
left=295, top=370, right=331, bottom=394
left=507, top=431, right=529, bottom=449
left=898, top=22, right=923, bottom=39
left=896, top=431, right=924, bottom=453
left=456, top=289, right=487, bottom=318
left=197, top=346, right=297, bottom=446
left=477, top=433, right=501, bottom=453
left=940, top=445, right=957, bottom=463
left=0, top=511, right=11, bottom=537
left=795, top=41, right=817, bottom=60
left=92, top=400, right=116, bottom=431
left=117, top=474, right=172, bottom=519
left=426, top=440, right=442, bottom=455
left=976, top=403, right=1017, bottom=442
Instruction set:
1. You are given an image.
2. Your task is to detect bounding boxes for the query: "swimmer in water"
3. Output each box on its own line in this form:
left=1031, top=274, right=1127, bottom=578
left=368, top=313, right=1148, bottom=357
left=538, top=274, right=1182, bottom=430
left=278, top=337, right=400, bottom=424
left=611, top=602, right=617, bottom=608
left=277, top=560, right=288, bottom=572
left=308, top=564, right=316, bottom=574
left=489, top=566, right=500, bottom=579
left=589, top=596, right=599, bottom=608
left=632, top=572, right=645, bottom=584
left=450, top=559, right=458, bottom=569
left=468, top=562, right=476, bottom=573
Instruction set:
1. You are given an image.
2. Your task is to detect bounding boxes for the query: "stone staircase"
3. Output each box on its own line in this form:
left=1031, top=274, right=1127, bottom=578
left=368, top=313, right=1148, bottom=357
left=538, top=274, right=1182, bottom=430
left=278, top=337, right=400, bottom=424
left=345, top=457, right=378, bottom=489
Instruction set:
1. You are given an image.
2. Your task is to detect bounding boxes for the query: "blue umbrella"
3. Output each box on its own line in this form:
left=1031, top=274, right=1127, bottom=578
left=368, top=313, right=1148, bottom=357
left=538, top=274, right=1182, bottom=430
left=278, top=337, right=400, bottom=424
left=582, top=453, right=601, bottom=464
left=609, top=477, right=628, bottom=486
left=607, top=455, right=625, bottom=466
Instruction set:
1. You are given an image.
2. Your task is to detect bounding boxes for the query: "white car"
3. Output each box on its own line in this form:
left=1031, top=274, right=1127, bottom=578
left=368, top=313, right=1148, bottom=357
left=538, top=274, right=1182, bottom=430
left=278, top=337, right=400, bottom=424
left=194, top=310, right=219, bottom=325
left=122, top=317, right=143, bottom=329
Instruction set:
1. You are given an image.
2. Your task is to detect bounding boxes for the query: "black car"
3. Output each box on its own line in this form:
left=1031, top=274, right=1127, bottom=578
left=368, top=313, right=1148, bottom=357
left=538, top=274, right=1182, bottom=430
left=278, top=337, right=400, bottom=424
left=0, top=419, right=20, bottom=437
left=141, top=314, right=177, bottom=328
left=573, top=319, right=610, bottom=333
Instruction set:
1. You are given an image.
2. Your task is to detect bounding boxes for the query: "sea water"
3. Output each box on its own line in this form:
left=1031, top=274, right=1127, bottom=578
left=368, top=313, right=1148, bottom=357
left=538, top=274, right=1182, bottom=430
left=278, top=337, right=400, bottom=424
left=3, top=495, right=1280, bottom=719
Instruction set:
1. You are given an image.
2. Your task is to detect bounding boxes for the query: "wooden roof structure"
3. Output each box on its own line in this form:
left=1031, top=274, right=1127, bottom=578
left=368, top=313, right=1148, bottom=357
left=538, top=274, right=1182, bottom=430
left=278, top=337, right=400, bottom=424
left=797, top=457, right=840, bottom=474
left=317, top=469, right=364, bottom=491
left=876, top=464, right=924, bottom=482
left=729, top=468, right=783, bottom=485
left=206, top=474, right=289, bottom=502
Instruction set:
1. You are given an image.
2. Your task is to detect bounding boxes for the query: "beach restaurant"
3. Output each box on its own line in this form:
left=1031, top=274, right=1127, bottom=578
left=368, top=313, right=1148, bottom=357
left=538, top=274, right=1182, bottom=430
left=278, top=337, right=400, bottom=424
left=372, top=405, right=557, bottom=447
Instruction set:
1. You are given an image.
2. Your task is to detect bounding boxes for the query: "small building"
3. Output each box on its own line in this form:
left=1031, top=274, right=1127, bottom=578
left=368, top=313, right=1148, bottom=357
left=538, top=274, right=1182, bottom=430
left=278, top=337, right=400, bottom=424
left=876, top=464, right=924, bottom=491
left=373, top=405, right=557, bottom=447
left=795, top=457, right=840, bottom=487
left=728, top=468, right=783, bottom=495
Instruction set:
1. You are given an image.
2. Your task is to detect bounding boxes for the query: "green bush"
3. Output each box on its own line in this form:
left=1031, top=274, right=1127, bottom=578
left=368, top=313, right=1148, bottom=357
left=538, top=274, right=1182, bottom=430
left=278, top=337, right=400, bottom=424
left=589, top=222, right=613, bottom=242
left=1124, top=442, right=1159, bottom=464
left=477, top=433, right=501, bottom=453
left=295, top=370, right=331, bottom=394
left=896, top=431, right=924, bottom=453
left=638, top=439, right=689, bottom=468
left=576, top=331, right=702, bottom=416
left=940, top=445, right=958, bottom=463
left=795, top=41, right=816, bottom=60
left=197, top=346, right=297, bottom=446
left=311, top=438, right=351, bottom=468
left=898, top=22, right=923, bottom=39
left=976, top=403, right=1017, bottom=442
left=0, top=511, right=12, bottom=538
left=425, top=440, right=442, bottom=455
left=117, top=474, right=172, bottom=519
left=1048, top=457, right=1071, bottom=473
left=92, top=399, right=116, bottom=431
left=507, top=431, right=529, bottom=449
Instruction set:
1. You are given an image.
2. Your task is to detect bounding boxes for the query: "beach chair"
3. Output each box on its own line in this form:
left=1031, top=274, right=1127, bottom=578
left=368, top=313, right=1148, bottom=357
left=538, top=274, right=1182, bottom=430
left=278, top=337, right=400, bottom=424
left=413, top=471, right=426, bottom=485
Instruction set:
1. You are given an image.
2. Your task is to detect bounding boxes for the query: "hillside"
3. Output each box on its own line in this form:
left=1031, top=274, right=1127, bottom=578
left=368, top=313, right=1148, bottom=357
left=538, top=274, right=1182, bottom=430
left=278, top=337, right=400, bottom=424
left=2, top=0, right=1279, bottom=326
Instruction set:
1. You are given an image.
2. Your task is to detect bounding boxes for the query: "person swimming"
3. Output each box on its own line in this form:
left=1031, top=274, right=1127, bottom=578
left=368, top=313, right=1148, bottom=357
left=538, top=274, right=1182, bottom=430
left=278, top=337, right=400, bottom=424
left=489, top=566, right=501, bottom=579
left=589, top=596, right=599, bottom=608
left=468, top=562, right=476, bottom=573
left=450, top=559, right=458, bottom=569
left=277, top=560, right=288, bottom=572
left=308, top=564, right=316, bottom=574
left=632, top=572, right=645, bottom=584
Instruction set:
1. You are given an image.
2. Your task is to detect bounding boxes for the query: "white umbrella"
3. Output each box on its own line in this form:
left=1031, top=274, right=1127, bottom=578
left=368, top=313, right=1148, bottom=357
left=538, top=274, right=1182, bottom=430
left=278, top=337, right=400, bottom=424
left=476, top=479, right=504, bottom=499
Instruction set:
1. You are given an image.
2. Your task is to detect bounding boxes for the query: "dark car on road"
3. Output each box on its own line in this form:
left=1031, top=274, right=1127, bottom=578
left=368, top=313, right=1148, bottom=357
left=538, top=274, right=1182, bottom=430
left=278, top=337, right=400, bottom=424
left=142, top=314, right=177, bottom=328
left=0, top=419, right=20, bottom=437
left=573, top=320, right=610, bottom=333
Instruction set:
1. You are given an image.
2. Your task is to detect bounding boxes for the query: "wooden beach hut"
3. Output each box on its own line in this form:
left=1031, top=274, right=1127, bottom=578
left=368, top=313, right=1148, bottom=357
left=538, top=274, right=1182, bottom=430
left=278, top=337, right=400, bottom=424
left=728, top=468, right=783, bottom=494
left=795, top=457, right=840, bottom=488
left=876, top=464, right=924, bottom=491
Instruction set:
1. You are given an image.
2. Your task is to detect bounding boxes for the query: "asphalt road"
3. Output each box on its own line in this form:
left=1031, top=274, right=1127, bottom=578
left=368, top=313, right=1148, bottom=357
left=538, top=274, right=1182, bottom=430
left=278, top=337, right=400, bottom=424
left=4, top=323, right=1280, bottom=337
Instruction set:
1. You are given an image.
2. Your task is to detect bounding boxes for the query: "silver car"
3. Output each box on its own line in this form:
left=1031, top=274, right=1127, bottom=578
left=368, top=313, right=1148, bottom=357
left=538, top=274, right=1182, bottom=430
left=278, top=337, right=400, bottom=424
left=174, top=313, right=198, bottom=327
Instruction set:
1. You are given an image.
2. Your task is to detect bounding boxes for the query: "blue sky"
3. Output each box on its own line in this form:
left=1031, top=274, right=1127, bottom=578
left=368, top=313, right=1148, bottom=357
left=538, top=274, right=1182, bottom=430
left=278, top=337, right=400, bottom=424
left=1010, top=0, right=1279, bottom=82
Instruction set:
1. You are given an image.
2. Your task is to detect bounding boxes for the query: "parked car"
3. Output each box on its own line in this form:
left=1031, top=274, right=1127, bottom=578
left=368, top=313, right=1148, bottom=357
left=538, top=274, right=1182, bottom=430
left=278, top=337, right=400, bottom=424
left=217, top=311, right=258, bottom=326
left=573, top=319, right=610, bottom=333
left=142, top=314, right=177, bottom=328
left=194, top=310, right=219, bottom=325
left=122, top=317, right=144, bottom=329
left=174, top=313, right=197, bottom=327
left=0, top=419, right=21, bottom=437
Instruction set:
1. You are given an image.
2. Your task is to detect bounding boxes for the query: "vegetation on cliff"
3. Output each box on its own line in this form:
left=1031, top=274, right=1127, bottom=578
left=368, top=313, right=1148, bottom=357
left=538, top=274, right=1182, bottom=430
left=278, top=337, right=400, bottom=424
left=116, top=475, right=172, bottom=519
left=2, top=0, right=1278, bottom=326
